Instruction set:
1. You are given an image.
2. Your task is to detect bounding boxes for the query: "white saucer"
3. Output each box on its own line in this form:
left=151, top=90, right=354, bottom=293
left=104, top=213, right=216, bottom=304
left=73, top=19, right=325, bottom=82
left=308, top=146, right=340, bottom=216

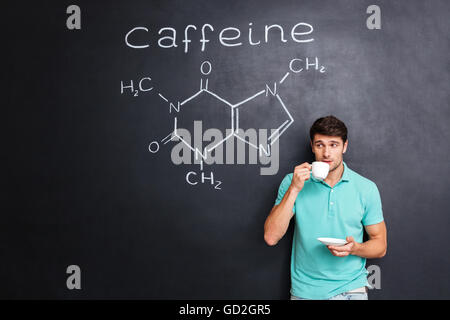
left=317, top=237, right=348, bottom=246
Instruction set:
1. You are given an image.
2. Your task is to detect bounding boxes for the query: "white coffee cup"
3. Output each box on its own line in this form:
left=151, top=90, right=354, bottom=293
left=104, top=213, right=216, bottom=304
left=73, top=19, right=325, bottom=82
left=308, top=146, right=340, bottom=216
left=311, top=161, right=330, bottom=180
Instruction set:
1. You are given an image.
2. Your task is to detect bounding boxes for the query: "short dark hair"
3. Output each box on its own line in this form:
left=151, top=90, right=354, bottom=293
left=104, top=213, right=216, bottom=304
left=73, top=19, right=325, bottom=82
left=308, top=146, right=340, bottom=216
left=310, top=115, right=348, bottom=142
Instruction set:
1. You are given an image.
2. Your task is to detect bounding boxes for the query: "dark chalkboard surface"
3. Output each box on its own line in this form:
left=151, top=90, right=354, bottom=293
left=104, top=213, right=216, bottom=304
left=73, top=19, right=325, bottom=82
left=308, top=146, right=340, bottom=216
left=3, top=0, right=450, bottom=299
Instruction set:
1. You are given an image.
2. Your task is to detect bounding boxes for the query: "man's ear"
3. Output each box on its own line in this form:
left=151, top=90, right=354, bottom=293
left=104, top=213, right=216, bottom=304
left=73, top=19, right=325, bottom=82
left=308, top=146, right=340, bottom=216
left=343, top=139, right=348, bottom=154
left=310, top=140, right=314, bottom=154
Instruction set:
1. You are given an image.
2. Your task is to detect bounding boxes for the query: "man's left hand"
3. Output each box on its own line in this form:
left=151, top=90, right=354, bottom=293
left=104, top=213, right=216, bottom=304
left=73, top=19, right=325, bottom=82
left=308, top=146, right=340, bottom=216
left=327, top=236, right=359, bottom=257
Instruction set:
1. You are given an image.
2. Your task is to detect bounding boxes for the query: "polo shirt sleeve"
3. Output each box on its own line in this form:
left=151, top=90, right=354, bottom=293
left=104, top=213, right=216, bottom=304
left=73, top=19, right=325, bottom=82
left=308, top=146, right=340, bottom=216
left=274, top=174, right=296, bottom=213
left=362, top=182, right=384, bottom=226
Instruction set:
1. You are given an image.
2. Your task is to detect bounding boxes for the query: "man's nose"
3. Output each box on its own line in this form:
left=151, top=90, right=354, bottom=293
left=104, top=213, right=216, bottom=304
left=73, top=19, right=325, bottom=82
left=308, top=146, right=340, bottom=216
left=323, top=147, right=331, bottom=157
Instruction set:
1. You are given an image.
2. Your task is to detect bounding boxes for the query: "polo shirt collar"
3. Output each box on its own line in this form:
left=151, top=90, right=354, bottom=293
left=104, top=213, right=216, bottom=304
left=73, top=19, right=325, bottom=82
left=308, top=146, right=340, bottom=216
left=341, top=161, right=351, bottom=182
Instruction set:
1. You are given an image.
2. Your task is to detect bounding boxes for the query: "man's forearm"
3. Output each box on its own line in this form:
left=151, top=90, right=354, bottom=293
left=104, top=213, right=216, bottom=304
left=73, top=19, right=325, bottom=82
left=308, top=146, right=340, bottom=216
left=352, top=238, right=386, bottom=259
left=264, top=186, right=298, bottom=246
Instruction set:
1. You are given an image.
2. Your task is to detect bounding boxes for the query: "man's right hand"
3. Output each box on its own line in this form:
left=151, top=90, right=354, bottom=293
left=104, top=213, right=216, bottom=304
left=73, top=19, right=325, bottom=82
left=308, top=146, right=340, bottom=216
left=291, top=162, right=312, bottom=193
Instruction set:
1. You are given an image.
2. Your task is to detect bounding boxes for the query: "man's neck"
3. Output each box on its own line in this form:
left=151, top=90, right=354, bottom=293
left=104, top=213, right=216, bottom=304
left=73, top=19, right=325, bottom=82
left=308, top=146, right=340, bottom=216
left=324, top=162, right=344, bottom=188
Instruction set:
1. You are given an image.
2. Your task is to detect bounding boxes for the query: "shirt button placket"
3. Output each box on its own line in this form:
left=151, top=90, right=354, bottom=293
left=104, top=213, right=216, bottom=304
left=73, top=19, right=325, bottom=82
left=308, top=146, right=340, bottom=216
left=329, top=188, right=335, bottom=217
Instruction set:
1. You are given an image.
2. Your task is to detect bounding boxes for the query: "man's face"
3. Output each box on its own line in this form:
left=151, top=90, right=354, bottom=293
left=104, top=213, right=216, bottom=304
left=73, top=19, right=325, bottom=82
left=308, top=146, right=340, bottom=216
left=310, top=134, right=348, bottom=172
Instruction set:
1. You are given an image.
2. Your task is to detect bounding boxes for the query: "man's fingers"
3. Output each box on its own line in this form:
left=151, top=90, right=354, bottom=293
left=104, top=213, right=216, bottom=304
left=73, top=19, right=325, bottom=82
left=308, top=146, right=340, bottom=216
left=334, top=251, right=349, bottom=257
left=329, top=245, right=346, bottom=252
left=329, top=249, right=349, bottom=257
left=294, top=169, right=311, bottom=181
left=328, top=244, right=353, bottom=252
left=295, top=163, right=312, bottom=170
left=294, top=168, right=310, bottom=174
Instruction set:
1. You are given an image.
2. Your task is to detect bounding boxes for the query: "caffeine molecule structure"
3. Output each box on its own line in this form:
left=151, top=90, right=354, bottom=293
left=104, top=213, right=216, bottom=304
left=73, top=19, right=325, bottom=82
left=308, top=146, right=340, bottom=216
left=141, top=57, right=327, bottom=189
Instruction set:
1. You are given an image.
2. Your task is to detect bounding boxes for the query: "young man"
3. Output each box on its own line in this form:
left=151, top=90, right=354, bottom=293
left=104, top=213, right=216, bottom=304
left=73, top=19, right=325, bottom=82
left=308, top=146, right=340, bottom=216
left=264, top=115, right=387, bottom=300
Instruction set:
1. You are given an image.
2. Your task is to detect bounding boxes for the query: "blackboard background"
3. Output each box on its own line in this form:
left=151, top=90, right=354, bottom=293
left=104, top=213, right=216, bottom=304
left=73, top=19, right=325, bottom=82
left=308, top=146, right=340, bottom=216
left=3, top=0, right=450, bottom=299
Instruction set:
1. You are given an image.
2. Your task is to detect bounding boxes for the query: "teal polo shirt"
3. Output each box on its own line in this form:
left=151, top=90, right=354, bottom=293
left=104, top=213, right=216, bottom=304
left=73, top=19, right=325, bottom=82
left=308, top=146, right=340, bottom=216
left=274, top=162, right=384, bottom=299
